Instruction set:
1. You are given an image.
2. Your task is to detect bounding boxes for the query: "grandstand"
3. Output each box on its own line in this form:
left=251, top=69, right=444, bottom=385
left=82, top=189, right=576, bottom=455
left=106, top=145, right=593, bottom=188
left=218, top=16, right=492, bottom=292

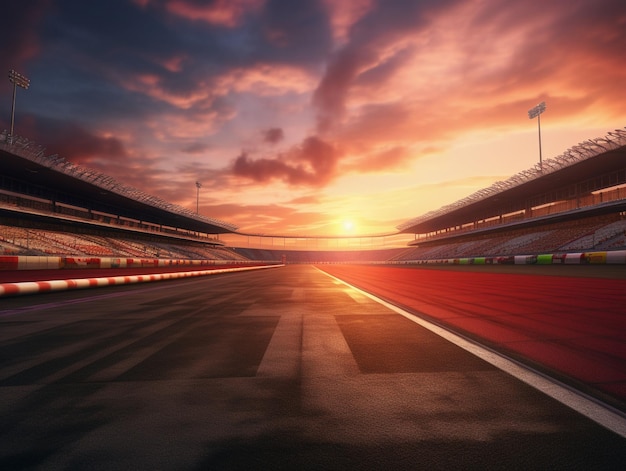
left=1, top=127, right=625, bottom=265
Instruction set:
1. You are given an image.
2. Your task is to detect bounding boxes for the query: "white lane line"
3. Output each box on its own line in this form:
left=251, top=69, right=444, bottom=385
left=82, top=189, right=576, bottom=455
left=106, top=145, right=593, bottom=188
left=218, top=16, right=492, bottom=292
left=256, top=311, right=303, bottom=378
left=315, top=266, right=626, bottom=439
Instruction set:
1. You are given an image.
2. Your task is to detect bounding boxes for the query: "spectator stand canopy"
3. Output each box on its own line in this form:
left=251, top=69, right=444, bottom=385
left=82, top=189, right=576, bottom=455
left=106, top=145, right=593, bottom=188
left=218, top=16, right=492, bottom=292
left=0, top=131, right=238, bottom=235
left=397, top=128, right=626, bottom=236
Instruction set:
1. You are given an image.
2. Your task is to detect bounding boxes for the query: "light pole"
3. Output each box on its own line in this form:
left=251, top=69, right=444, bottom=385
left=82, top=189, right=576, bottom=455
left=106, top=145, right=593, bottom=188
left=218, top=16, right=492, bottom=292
left=195, top=181, right=202, bottom=214
left=528, top=101, right=546, bottom=171
left=8, top=69, right=30, bottom=144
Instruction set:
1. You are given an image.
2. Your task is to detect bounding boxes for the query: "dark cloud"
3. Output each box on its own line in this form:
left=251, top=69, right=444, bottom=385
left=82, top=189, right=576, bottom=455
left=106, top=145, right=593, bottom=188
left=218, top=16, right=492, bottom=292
left=182, top=142, right=211, bottom=154
left=313, top=46, right=372, bottom=132
left=233, top=136, right=340, bottom=186
left=0, top=1, right=191, bottom=129
left=9, top=0, right=332, bottom=140
left=22, top=116, right=128, bottom=166
left=312, top=0, right=457, bottom=132
left=46, top=1, right=181, bottom=68
left=262, top=127, right=284, bottom=144
left=41, top=0, right=193, bottom=97
left=2, top=1, right=238, bottom=130
left=258, top=0, right=332, bottom=64
left=151, top=0, right=334, bottom=74
left=354, top=46, right=415, bottom=89
left=348, top=0, right=456, bottom=42
left=0, top=0, right=50, bottom=93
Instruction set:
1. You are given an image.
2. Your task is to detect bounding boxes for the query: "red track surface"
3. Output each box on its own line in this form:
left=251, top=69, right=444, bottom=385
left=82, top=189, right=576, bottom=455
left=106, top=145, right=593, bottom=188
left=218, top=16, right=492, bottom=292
left=318, top=265, right=626, bottom=408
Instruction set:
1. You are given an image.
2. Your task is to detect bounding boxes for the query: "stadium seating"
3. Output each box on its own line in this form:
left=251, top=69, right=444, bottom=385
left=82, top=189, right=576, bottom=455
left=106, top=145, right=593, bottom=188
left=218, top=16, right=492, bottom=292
left=390, top=214, right=625, bottom=261
left=0, top=225, right=247, bottom=261
left=1, top=187, right=621, bottom=264
left=2, top=215, right=625, bottom=264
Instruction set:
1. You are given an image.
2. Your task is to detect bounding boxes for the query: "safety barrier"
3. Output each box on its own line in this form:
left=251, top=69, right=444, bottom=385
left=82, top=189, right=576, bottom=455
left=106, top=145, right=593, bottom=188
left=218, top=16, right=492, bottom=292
left=0, top=255, right=275, bottom=271
left=0, top=250, right=624, bottom=275
left=0, top=264, right=284, bottom=298
left=397, top=249, right=626, bottom=265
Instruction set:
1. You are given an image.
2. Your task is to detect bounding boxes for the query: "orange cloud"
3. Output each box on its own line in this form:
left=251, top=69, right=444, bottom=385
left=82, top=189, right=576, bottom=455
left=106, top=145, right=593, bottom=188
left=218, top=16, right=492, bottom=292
left=322, top=0, right=373, bottom=45
left=165, top=0, right=264, bottom=27
left=216, top=64, right=316, bottom=96
left=233, top=136, right=341, bottom=186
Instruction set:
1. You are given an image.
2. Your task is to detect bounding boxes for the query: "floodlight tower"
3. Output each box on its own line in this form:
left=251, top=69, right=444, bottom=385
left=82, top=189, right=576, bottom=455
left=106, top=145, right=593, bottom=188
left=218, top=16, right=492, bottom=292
left=528, top=101, right=546, bottom=171
left=8, top=69, right=30, bottom=144
left=195, top=181, right=202, bottom=214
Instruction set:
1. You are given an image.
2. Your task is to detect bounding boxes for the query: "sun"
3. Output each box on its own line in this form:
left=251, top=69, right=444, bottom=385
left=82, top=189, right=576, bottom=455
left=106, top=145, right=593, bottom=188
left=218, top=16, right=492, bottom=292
left=342, top=220, right=355, bottom=232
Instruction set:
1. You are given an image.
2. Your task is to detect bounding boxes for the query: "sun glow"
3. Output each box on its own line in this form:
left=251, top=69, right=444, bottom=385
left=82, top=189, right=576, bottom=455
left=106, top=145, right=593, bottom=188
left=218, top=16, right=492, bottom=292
left=342, top=220, right=355, bottom=233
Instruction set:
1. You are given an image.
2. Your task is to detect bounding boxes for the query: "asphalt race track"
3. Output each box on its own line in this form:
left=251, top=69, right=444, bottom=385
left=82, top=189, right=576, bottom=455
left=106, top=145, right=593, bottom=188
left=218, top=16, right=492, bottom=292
left=1, top=265, right=625, bottom=470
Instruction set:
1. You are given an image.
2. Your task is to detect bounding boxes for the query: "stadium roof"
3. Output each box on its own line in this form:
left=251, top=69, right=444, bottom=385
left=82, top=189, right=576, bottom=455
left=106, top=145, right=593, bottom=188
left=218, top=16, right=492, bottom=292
left=397, top=128, right=626, bottom=234
left=0, top=132, right=238, bottom=234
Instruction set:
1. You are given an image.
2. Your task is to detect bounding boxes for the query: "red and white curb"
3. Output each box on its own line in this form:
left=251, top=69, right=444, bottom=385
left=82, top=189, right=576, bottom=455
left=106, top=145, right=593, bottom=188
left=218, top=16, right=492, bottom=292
left=0, top=264, right=283, bottom=298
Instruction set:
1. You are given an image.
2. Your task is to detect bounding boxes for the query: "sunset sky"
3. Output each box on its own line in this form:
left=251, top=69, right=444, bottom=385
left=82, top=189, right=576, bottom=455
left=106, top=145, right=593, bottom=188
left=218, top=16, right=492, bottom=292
left=1, top=0, right=625, bottom=237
